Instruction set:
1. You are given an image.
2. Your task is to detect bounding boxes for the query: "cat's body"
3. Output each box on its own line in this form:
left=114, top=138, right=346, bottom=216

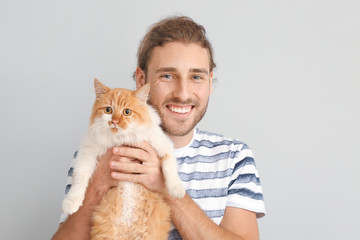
left=62, top=79, right=185, bottom=240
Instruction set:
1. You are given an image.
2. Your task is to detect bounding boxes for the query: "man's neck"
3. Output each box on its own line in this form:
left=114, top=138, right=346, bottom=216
left=169, top=129, right=194, bottom=149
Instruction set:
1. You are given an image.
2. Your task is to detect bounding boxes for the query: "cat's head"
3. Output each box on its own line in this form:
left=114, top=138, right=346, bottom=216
left=90, top=78, right=151, bottom=133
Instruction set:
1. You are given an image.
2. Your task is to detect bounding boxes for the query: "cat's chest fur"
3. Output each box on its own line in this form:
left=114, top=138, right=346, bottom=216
left=92, top=179, right=171, bottom=239
left=118, top=182, right=136, bottom=226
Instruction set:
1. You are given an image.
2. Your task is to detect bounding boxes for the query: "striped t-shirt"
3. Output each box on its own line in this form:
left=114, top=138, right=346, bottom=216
left=60, top=128, right=265, bottom=239
left=167, top=129, right=265, bottom=239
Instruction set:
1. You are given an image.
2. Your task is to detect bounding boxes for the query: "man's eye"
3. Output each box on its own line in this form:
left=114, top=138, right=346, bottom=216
left=193, top=75, right=202, bottom=80
left=162, top=74, right=173, bottom=79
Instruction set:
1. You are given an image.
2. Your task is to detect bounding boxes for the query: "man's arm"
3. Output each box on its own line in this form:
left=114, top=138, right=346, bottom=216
left=220, top=206, right=259, bottom=239
left=165, top=194, right=259, bottom=240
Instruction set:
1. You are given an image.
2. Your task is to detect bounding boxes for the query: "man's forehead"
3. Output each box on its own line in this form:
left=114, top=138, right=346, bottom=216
left=148, top=42, right=211, bottom=73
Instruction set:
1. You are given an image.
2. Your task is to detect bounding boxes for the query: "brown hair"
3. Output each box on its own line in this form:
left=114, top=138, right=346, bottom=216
left=133, top=16, right=216, bottom=80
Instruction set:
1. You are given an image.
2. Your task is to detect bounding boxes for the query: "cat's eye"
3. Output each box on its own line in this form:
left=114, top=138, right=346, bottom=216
left=123, top=108, right=132, bottom=116
left=104, top=107, right=113, bottom=114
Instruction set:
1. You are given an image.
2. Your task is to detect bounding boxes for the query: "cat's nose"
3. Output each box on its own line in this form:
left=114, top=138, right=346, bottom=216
left=112, top=120, right=119, bottom=125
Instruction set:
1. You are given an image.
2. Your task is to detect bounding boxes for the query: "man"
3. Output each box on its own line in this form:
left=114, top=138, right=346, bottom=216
left=53, top=16, right=265, bottom=240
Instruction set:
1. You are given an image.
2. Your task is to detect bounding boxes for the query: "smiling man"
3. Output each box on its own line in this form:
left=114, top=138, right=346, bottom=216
left=53, top=16, right=265, bottom=240
left=138, top=41, right=213, bottom=147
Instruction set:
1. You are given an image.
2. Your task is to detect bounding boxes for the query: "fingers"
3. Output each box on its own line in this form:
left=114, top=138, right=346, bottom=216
left=110, top=155, right=140, bottom=164
left=117, top=141, right=154, bottom=154
left=110, top=162, right=147, bottom=186
left=113, top=146, right=147, bottom=162
left=137, top=141, right=157, bottom=155
left=113, top=141, right=158, bottom=165
left=110, top=161, right=148, bottom=174
left=111, top=169, right=163, bottom=192
left=111, top=172, right=142, bottom=184
left=108, top=142, right=166, bottom=194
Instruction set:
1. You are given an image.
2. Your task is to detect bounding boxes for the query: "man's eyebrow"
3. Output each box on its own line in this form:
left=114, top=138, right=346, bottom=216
left=155, top=67, right=177, bottom=73
left=189, top=68, right=209, bottom=74
left=155, top=67, right=209, bottom=75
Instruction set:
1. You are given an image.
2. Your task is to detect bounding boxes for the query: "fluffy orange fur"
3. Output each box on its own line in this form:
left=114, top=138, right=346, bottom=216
left=89, top=80, right=172, bottom=239
left=91, top=184, right=171, bottom=240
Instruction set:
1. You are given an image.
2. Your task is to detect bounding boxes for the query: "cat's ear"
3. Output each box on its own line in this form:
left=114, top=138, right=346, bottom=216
left=134, top=84, right=150, bottom=103
left=94, top=78, right=110, bottom=99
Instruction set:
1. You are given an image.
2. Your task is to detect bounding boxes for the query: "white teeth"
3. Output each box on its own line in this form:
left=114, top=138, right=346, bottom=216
left=170, top=106, right=191, bottom=114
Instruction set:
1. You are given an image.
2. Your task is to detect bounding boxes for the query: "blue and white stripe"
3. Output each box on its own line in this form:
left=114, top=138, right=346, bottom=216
left=174, top=129, right=265, bottom=227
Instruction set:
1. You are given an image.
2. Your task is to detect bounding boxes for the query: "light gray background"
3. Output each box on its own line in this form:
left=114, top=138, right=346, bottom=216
left=1, top=0, right=359, bottom=239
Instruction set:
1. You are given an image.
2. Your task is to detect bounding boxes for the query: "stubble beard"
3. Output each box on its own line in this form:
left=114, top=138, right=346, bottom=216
left=148, top=97, right=209, bottom=137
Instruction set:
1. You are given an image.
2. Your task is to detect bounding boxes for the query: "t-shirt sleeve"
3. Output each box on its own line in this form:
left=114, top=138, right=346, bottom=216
left=226, top=144, right=266, bottom=218
left=58, top=151, right=77, bottom=223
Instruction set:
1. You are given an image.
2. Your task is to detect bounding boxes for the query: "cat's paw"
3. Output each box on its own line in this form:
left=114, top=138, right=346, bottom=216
left=62, top=196, right=82, bottom=215
left=167, top=181, right=185, bottom=199
left=161, top=157, right=186, bottom=198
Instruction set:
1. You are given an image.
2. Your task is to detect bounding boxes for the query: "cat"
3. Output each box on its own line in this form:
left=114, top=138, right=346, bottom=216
left=62, top=79, right=185, bottom=240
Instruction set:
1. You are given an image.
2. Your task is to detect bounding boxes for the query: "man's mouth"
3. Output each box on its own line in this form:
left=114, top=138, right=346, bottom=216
left=167, top=105, right=193, bottom=114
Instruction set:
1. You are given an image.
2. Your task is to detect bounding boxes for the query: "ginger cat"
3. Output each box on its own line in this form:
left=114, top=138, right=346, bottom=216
left=62, top=79, right=185, bottom=239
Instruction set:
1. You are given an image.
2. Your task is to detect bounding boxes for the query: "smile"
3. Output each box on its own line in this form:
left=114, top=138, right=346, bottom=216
left=167, top=105, right=193, bottom=114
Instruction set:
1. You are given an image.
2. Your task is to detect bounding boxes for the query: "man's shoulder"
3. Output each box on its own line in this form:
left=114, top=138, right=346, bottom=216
left=192, top=129, right=249, bottom=151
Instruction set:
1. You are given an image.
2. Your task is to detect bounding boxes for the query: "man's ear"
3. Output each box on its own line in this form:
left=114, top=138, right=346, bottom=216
left=209, top=71, right=214, bottom=95
left=135, top=67, right=146, bottom=90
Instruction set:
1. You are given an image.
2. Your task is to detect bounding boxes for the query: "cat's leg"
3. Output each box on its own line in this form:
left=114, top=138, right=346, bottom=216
left=161, top=153, right=186, bottom=198
left=62, top=151, right=98, bottom=215
left=149, top=128, right=185, bottom=198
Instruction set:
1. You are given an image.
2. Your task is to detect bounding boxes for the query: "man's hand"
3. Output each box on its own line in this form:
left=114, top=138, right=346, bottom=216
left=108, top=141, right=168, bottom=195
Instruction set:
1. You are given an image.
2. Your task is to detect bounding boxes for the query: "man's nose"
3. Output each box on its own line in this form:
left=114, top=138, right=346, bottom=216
left=173, top=79, right=190, bottom=101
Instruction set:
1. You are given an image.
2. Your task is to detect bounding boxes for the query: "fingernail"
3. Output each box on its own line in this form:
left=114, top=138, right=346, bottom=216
left=113, top=148, right=119, bottom=153
left=110, top=161, right=116, bottom=167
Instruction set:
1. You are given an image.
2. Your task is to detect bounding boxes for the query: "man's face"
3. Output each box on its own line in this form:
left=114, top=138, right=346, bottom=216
left=137, top=41, right=213, bottom=137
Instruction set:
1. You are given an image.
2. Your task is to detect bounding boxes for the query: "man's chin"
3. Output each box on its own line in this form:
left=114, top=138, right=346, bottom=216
left=159, top=103, right=208, bottom=137
left=161, top=124, right=194, bottom=137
